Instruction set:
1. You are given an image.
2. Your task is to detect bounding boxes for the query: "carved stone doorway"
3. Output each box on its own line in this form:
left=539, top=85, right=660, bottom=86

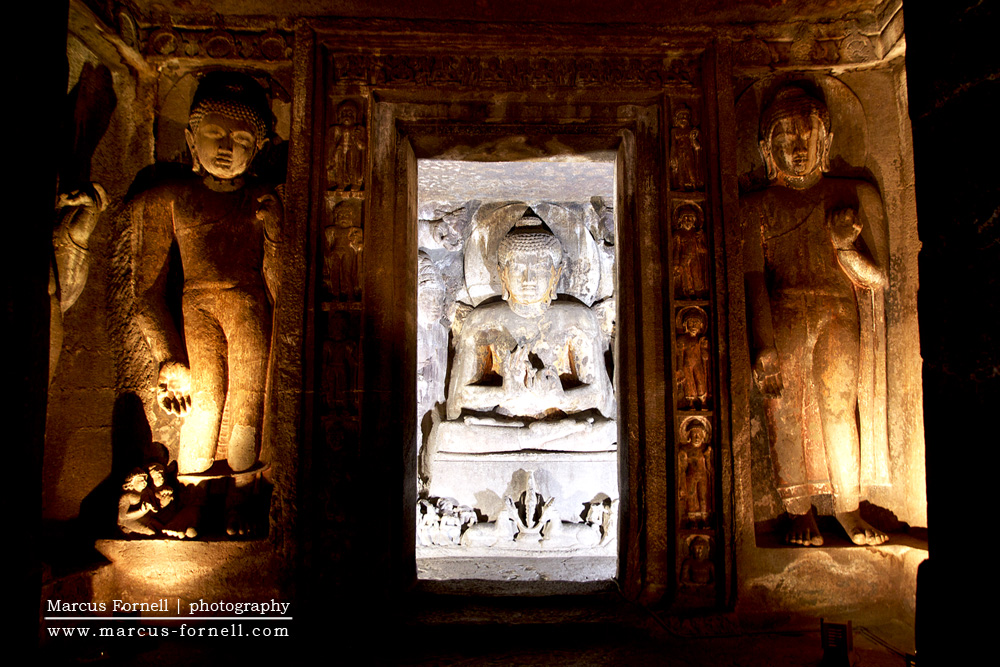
left=361, top=94, right=665, bottom=594
left=316, top=26, right=722, bottom=602
left=414, top=155, right=619, bottom=581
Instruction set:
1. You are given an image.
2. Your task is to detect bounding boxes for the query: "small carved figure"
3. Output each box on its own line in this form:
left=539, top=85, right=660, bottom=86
left=416, top=497, right=478, bottom=546
left=435, top=498, right=464, bottom=545
left=326, top=99, right=366, bottom=191
left=680, top=536, right=715, bottom=585
left=131, top=72, right=281, bottom=485
left=416, top=499, right=439, bottom=546
left=743, top=84, right=889, bottom=546
left=678, top=419, right=713, bottom=528
left=323, top=225, right=363, bottom=300
left=670, top=105, right=703, bottom=191
left=144, top=461, right=198, bottom=539
left=510, top=472, right=562, bottom=545
left=322, top=335, right=359, bottom=417
left=675, top=307, right=711, bottom=410
left=118, top=469, right=156, bottom=536
left=416, top=251, right=449, bottom=433
left=49, top=183, right=107, bottom=382
left=672, top=203, right=709, bottom=298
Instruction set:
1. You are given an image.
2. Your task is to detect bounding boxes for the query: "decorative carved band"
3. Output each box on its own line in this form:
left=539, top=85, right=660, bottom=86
left=329, top=54, right=700, bottom=88
left=143, top=28, right=293, bottom=61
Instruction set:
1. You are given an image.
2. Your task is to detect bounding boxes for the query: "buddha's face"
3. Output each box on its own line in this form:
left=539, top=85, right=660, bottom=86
left=675, top=110, right=691, bottom=128
left=501, top=254, right=559, bottom=305
left=188, top=112, right=261, bottom=180
left=766, top=112, right=825, bottom=179
left=689, top=427, right=706, bottom=447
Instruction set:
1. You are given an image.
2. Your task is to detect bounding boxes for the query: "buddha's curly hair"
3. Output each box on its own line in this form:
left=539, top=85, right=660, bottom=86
left=188, top=72, right=271, bottom=141
left=497, top=225, right=563, bottom=269
left=760, top=85, right=830, bottom=143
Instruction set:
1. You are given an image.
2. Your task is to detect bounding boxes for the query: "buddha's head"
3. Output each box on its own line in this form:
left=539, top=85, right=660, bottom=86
left=759, top=85, right=832, bottom=188
left=186, top=72, right=271, bottom=181
left=497, top=216, right=563, bottom=315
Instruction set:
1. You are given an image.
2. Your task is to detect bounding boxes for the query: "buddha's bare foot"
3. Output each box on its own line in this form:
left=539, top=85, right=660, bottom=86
left=786, top=511, right=823, bottom=546
left=835, top=510, right=888, bottom=546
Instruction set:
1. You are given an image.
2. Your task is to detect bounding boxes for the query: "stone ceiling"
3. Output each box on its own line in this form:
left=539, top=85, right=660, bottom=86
left=124, top=0, right=892, bottom=27
left=418, top=158, right=615, bottom=202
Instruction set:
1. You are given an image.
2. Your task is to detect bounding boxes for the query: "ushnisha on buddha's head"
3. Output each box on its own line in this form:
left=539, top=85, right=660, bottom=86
left=185, top=72, right=271, bottom=181
left=496, top=217, right=564, bottom=313
left=759, top=85, right=832, bottom=188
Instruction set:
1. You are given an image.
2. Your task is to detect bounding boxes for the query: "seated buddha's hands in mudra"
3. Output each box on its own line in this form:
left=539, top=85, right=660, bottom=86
left=157, top=360, right=192, bottom=416
left=503, top=346, right=563, bottom=401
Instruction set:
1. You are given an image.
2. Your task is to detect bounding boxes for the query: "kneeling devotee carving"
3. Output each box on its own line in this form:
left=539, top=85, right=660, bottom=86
left=131, top=72, right=281, bottom=535
left=435, top=212, right=616, bottom=455
left=743, top=84, right=890, bottom=546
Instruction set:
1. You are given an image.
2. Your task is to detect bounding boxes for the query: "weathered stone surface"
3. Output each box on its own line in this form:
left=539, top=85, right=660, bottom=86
left=743, top=83, right=891, bottom=548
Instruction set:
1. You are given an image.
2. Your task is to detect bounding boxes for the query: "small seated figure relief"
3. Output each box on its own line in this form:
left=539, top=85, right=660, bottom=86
left=675, top=307, right=711, bottom=410
left=145, top=462, right=198, bottom=539
left=678, top=418, right=713, bottom=528
left=416, top=497, right=477, bottom=546
left=743, top=84, right=890, bottom=547
left=672, top=203, right=709, bottom=299
left=326, top=99, right=366, bottom=191
left=118, top=469, right=157, bottom=536
left=670, top=105, right=703, bottom=191
left=130, top=72, right=282, bottom=537
left=448, top=471, right=617, bottom=550
left=680, top=536, right=715, bottom=586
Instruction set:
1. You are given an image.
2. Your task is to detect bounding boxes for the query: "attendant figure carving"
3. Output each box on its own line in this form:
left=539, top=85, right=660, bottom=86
left=680, top=536, right=715, bottom=585
left=675, top=307, right=711, bottom=410
left=742, top=85, right=889, bottom=546
left=326, top=99, right=366, bottom=191
left=678, top=418, right=712, bottom=528
left=118, top=469, right=156, bottom=536
left=670, top=105, right=703, bottom=191
left=672, top=203, right=708, bottom=298
left=50, top=183, right=107, bottom=382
